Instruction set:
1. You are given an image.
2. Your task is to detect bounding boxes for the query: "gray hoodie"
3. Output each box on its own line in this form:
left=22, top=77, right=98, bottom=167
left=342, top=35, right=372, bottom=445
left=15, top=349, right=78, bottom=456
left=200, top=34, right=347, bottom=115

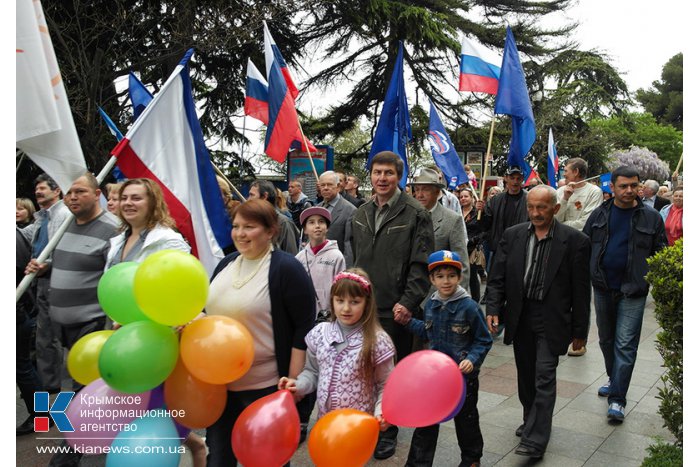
left=295, top=240, right=346, bottom=319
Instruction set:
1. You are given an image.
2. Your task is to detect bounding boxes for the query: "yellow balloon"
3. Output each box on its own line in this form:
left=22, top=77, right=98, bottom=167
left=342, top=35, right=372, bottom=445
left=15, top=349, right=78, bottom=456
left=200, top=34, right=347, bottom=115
left=133, top=250, right=209, bottom=326
left=67, top=330, right=114, bottom=386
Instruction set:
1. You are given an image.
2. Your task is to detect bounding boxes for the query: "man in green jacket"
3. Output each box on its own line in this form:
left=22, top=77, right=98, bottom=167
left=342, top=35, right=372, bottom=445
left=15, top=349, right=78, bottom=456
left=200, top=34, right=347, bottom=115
left=351, top=151, right=435, bottom=460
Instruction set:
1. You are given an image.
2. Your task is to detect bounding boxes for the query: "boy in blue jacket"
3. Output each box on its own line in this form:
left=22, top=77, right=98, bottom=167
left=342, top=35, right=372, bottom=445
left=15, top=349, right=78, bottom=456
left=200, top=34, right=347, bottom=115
left=403, top=250, right=493, bottom=467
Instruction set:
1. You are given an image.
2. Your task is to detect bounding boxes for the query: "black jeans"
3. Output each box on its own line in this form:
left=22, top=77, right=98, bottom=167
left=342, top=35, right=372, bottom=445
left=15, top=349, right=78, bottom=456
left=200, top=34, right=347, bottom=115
left=206, top=386, right=290, bottom=467
left=406, top=376, right=483, bottom=466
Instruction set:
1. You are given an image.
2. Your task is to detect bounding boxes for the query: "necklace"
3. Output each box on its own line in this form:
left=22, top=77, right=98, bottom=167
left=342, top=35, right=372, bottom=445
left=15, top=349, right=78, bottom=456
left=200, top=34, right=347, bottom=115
left=231, top=247, right=272, bottom=289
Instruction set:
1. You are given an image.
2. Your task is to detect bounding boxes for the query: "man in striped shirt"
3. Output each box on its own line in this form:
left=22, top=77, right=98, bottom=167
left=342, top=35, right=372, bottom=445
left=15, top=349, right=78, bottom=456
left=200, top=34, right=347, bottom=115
left=485, top=185, right=591, bottom=459
left=48, top=173, right=118, bottom=388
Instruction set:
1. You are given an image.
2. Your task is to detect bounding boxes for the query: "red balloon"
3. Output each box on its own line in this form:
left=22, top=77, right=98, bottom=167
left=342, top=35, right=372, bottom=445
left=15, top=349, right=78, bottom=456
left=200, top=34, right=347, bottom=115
left=308, top=409, right=380, bottom=467
left=382, top=350, right=464, bottom=427
left=231, top=390, right=300, bottom=467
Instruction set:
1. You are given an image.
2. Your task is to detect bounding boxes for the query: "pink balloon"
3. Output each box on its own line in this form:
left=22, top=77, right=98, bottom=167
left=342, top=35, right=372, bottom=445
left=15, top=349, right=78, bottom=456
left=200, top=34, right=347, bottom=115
left=231, top=390, right=300, bottom=467
left=439, top=376, right=467, bottom=423
left=64, top=378, right=151, bottom=453
left=382, top=350, right=464, bottom=427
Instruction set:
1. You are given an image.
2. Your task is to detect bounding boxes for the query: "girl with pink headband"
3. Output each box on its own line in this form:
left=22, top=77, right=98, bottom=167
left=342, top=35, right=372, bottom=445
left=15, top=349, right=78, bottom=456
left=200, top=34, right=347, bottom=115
left=279, top=268, right=395, bottom=430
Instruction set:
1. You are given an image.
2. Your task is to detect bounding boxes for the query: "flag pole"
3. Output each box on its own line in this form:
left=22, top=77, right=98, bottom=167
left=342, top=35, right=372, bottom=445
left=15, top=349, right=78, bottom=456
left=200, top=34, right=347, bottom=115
left=477, top=115, right=496, bottom=220
left=298, top=122, right=319, bottom=183
left=16, top=150, right=26, bottom=173
left=211, top=161, right=246, bottom=202
left=16, top=155, right=119, bottom=302
left=673, top=153, right=683, bottom=176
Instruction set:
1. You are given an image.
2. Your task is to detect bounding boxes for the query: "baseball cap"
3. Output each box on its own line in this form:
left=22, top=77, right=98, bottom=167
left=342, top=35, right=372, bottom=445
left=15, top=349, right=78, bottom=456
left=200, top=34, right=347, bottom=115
left=505, top=166, right=523, bottom=176
left=428, top=250, right=462, bottom=272
left=300, top=206, right=332, bottom=226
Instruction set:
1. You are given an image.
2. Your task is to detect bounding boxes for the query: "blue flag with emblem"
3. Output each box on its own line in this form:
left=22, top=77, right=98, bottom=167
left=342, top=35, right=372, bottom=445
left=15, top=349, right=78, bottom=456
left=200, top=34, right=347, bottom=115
left=494, top=26, right=536, bottom=175
left=367, top=41, right=412, bottom=188
left=600, top=172, right=612, bottom=193
left=97, top=106, right=127, bottom=181
left=427, top=100, right=467, bottom=190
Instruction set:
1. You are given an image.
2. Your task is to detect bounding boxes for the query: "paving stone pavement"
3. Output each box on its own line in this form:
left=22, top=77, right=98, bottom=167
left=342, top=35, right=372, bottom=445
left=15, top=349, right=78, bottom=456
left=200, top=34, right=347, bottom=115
left=17, top=294, right=674, bottom=466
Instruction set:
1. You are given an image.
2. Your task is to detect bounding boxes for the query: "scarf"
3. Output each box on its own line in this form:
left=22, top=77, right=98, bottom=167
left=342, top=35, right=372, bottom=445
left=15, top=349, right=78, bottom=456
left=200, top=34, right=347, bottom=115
left=665, top=205, right=683, bottom=246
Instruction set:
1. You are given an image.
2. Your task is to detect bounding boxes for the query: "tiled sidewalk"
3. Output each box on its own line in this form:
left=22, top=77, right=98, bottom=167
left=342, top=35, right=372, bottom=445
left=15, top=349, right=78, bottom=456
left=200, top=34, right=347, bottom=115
left=17, top=296, right=674, bottom=466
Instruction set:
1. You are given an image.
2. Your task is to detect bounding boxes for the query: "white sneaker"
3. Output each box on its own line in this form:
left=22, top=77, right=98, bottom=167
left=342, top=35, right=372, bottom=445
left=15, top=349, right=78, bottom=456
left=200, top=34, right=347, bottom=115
left=607, top=402, right=625, bottom=422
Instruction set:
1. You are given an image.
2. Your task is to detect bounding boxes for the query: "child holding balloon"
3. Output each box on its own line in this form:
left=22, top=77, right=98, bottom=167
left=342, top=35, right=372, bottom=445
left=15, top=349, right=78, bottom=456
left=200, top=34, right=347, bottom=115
left=278, top=268, right=395, bottom=430
left=401, top=250, right=493, bottom=467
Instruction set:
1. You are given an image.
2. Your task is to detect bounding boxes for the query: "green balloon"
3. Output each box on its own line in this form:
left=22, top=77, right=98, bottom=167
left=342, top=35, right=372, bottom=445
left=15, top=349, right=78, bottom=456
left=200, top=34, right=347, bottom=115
left=98, top=262, right=151, bottom=325
left=99, top=321, right=179, bottom=394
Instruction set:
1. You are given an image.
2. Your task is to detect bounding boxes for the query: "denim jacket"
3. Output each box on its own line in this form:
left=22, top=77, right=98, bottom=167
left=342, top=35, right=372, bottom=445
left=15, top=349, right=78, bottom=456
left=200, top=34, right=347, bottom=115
left=406, top=286, right=492, bottom=374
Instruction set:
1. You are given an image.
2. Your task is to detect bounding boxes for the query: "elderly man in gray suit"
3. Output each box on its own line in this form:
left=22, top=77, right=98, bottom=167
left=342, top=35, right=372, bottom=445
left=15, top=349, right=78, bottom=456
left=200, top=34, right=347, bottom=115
left=410, top=168, right=470, bottom=292
left=318, top=170, right=356, bottom=266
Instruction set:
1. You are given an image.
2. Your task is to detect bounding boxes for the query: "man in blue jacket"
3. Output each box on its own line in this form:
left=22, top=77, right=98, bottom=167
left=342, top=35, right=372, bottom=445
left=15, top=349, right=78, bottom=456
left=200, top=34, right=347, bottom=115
left=583, top=165, right=667, bottom=423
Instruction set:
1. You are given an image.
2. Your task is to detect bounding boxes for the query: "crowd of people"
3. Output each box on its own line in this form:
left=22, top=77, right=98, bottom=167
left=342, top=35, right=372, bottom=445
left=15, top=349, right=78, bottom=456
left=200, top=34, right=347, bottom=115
left=16, top=150, right=681, bottom=466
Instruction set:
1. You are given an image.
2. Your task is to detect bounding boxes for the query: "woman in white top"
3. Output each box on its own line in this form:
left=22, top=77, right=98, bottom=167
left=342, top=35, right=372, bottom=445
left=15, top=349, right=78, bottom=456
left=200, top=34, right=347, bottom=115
left=105, top=178, right=189, bottom=268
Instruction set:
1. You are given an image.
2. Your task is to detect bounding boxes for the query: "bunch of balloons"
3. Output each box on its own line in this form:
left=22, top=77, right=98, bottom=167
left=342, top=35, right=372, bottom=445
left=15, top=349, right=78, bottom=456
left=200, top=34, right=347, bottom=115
left=64, top=250, right=255, bottom=463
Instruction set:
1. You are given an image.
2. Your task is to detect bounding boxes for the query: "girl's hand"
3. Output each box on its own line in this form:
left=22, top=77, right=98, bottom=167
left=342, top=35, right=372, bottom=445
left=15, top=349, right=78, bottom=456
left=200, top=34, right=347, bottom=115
left=376, top=415, right=389, bottom=432
left=459, top=359, right=474, bottom=374
left=278, top=377, right=297, bottom=392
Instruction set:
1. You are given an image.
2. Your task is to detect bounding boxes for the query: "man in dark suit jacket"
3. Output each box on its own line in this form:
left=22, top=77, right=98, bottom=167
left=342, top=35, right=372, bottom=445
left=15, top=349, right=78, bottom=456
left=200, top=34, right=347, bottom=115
left=318, top=170, right=356, bottom=266
left=642, top=179, right=670, bottom=211
left=485, top=185, right=591, bottom=459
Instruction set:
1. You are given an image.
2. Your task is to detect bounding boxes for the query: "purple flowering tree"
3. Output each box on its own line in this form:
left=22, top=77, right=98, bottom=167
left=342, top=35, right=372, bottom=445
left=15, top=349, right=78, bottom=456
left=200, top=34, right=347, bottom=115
left=607, top=146, right=670, bottom=181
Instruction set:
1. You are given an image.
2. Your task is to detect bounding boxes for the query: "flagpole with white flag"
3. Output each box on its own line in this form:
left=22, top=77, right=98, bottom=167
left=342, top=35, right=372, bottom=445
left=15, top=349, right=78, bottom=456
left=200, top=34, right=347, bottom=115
left=16, top=0, right=87, bottom=193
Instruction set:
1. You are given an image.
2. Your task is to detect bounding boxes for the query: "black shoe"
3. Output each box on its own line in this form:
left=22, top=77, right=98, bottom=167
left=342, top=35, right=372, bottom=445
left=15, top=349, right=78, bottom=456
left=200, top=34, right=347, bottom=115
left=17, top=416, right=34, bottom=436
left=515, top=424, right=525, bottom=437
left=373, top=436, right=397, bottom=460
left=514, top=443, right=543, bottom=459
left=298, top=423, right=308, bottom=445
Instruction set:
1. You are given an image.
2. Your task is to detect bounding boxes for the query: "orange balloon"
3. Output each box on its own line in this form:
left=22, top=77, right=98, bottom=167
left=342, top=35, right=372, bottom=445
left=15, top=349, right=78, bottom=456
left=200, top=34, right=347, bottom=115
left=308, top=409, right=380, bottom=467
left=163, top=357, right=227, bottom=429
left=180, top=316, right=254, bottom=384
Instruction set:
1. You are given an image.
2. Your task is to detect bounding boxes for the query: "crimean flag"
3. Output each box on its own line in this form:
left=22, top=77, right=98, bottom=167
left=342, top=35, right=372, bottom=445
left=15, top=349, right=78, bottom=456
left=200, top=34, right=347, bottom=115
left=111, top=49, right=233, bottom=274
left=459, top=36, right=502, bottom=95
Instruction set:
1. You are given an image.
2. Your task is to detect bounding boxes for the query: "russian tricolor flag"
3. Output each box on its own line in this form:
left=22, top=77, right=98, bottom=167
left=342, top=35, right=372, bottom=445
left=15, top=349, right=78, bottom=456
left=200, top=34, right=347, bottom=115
left=547, top=128, right=559, bottom=187
left=244, top=59, right=270, bottom=123
left=263, top=22, right=304, bottom=162
left=459, top=36, right=502, bottom=95
left=111, top=49, right=233, bottom=274
left=263, top=21, right=299, bottom=100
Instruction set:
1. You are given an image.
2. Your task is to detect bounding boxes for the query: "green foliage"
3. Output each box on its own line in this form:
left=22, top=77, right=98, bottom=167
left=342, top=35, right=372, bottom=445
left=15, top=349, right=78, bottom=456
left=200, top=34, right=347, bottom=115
left=636, top=53, right=683, bottom=131
left=641, top=442, right=683, bottom=467
left=589, top=112, right=683, bottom=170
left=646, top=239, right=683, bottom=445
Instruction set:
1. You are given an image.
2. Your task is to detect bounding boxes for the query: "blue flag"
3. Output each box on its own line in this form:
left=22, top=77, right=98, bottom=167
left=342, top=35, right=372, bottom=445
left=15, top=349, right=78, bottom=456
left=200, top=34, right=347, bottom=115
left=427, top=101, right=467, bottom=190
left=97, top=106, right=127, bottom=181
left=494, top=26, right=535, bottom=176
left=600, top=172, right=612, bottom=193
left=367, top=41, right=412, bottom=188
left=128, top=72, right=154, bottom=120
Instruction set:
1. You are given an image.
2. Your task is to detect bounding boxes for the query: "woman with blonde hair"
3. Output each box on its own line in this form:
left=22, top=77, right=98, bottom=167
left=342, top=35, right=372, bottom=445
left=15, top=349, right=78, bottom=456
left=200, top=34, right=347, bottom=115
left=105, top=178, right=189, bottom=268
left=16, top=198, right=36, bottom=228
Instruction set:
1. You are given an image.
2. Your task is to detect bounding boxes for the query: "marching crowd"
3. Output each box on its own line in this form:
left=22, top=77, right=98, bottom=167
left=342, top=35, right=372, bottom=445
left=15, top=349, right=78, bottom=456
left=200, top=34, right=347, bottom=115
left=16, top=150, right=681, bottom=466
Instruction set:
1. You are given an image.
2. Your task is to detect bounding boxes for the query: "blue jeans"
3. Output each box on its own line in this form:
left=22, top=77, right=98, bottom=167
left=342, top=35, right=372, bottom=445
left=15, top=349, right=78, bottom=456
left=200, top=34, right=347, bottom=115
left=594, top=288, right=647, bottom=406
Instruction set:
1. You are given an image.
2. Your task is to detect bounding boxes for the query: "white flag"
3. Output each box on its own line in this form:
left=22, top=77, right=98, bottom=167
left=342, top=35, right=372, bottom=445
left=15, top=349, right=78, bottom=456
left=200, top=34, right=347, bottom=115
left=16, top=0, right=86, bottom=192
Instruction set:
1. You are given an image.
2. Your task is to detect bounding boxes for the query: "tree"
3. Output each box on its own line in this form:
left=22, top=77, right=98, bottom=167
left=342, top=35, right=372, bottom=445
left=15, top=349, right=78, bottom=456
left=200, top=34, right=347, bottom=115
left=607, top=146, right=670, bottom=182
left=589, top=112, right=683, bottom=171
left=44, top=0, right=304, bottom=178
left=299, top=0, right=578, bottom=140
left=636, top=53, right=682, bottom=131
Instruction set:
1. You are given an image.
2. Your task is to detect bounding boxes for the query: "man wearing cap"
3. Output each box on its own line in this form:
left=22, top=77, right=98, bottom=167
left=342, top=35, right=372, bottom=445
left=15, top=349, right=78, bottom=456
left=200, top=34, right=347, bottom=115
left=476, top=165, right=529, bottom=264
left=485, top=185, right=591, bottom=459
left=351, top=151, right=434, bottom=460
left=318, top=170, right=356, bottom=266
left=410, top=168, right=470, bottom=293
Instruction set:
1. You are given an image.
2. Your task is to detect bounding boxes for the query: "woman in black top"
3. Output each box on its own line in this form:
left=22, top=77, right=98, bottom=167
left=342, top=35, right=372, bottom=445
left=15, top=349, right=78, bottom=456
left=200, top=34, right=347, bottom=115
left=459, top=188, right=485, bottom=301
